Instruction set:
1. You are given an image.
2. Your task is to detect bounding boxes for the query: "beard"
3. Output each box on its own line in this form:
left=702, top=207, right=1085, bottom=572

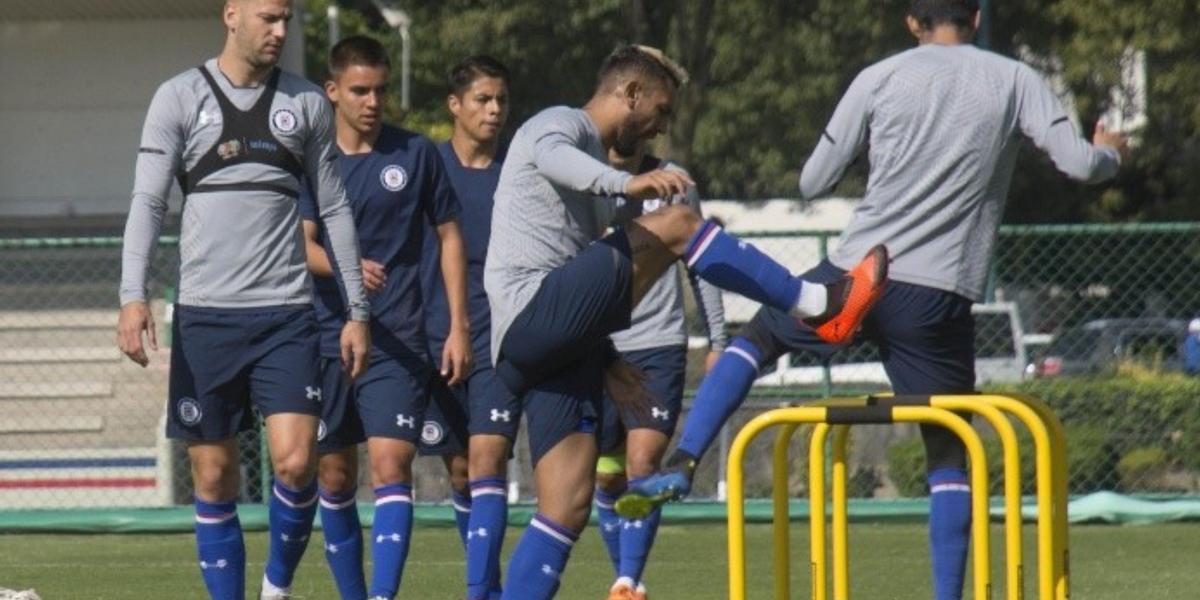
left=612, top=121, right=643, bottom=158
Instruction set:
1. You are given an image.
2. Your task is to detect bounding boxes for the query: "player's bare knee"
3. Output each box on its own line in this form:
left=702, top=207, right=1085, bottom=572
left=624, top=454, right=659, bottom=480
left=192, top=462, right=238, bottom=501
left=318, top=458, right=356, bottom=495
left=468, top=439, right=509, bottom=479
left=446, top=455, right=470, bottom=494
left=272, top=450, right=316, bottom=488
left=370, top=455, right=413, bottom=487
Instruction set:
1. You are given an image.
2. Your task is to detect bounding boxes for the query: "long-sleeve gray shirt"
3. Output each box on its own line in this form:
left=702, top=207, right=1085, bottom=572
left=120, top=58, right=367, bottom=319
left=800, top=44, right=1120, bottom=301
left=608, top=161, right=727, bottom=353
left=484, top=106, right=633, bottom=362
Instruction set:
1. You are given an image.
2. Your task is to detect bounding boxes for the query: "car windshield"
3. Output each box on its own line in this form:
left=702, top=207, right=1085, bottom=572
left=1046, top=328, right=1102, bottom=359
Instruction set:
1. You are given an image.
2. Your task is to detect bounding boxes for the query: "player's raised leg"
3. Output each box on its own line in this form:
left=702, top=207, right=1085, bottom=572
left=624, top=204, right=888, bottom=346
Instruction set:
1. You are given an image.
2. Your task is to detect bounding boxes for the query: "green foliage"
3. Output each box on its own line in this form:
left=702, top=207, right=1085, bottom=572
left=299, top=1, right=1199, bottom=220
left=1117, top=446, right=1172, bottom=492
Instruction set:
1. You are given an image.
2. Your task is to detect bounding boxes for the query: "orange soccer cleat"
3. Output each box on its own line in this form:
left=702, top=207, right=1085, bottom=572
left=803, top=244, right=889, bottom=345
left=605, top=583, right=639, bottom=600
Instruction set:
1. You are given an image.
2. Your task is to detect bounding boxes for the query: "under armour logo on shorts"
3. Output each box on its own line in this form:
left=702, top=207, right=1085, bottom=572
left=396, top=414, right=415, bottom=428
left=651, top=407, right=670, bottom=421
left=305, top=386, right=322, bottom=401
left=490, top=409, right=512, bottom=423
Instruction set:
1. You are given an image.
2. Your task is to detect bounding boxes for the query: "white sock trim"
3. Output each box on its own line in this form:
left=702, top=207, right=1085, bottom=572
left=930, top=482, right=971, bottom=494
left=725, top=346, right=760, bottom=371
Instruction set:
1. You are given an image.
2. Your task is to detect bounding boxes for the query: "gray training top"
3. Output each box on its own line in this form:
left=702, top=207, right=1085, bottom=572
left=121, top=59, right=367, bottom=319
left=800, top=44, right=1120, bottom=302
left=484, top=106, right=633, bottom=363
left=607, top=160, right=727, bottom=354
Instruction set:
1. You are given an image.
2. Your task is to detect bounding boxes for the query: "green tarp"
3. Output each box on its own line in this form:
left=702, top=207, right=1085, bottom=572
left=1, top=493, right=1197, bottom=534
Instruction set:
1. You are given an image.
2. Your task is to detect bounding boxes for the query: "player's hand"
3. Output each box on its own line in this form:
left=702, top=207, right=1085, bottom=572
left=340, top=320, right=371, bottom=381
left=116, top=301, right=157, bottom=367
left=704, top=349, right=722, bottom=374
left=625, top=169, right=694, bottom=201
left=604, top=359, right=656, bottom=423
left=441, top=325, right=473, bottom=386
left=1093, top=122, right=1132, bottom=165
left=361, top=259, right=387, bottom=294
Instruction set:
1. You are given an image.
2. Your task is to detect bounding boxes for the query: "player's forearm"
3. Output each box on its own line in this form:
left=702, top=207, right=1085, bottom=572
left=119, top=193, right=168, bottom=306
left=319, top=201, right=369, bottom=321
left=438, top=222, right=471, bottom=333
left=303, top=235, right=335, bottom=278
left=1040, top=124, right=1121, bottom=184
left=799, top=137, right=855, bottom=199
left=533, top=133, right=632, bottom=196
left=694, top=277, right=729, bottom=350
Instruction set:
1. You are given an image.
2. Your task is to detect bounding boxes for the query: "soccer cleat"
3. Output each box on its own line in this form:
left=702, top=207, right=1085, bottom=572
left=635, top=583, right=649, bottom=600
left=606, top=583, right=638, bottom=600
left=802, top=244, right=888, bottom=345
left=614, top=453, right=696, bottom=519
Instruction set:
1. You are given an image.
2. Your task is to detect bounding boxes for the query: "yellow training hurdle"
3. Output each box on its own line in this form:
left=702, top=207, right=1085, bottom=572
left=726, top=394, right=1069, bottom=600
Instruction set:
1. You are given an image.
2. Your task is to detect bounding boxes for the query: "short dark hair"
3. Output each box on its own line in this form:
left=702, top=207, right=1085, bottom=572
left=596, top=44, right=688, bottom=93
left=447, top=55, right=510, bottom=97
left=329, top=35, right=390, bottom=78
left=909, top=0, right=980, bottom=31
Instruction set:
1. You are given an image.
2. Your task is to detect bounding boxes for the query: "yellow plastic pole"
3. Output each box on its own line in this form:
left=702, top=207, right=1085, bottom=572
left=831, top=425, right=850, bottom=600
left=809, top=423, right=832, bottom=600
left=1006, top=393, right=1070, bottom=600
left=727, top=406, right=829, bottom=600
left=933, top=399, right=1023, bottom=600
left=773, top=423, right=800, bottom=600
left=892, top=406, right=993, bottom=600
left=973, top=395, right=1058, bottom=600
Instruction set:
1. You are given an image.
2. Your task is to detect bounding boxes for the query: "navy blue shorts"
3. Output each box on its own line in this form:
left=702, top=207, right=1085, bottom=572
left=167, top=305, right=321, bottom=441
left=314, top=357, right=365, bottom=452
left=495, top=230, right=634, bottom=396
left=741, top=260, right=976, bottom=394
left=522, top=348, right=607, bottom=465
left=419, top=361, right=520, bottom=456
left=741, top=260, right=976, bottom=470
left=315, top=352, right=433, bottom=451
left=495, top=230, right=634, bottom=464
left=599, top=345, right=688, bottom=454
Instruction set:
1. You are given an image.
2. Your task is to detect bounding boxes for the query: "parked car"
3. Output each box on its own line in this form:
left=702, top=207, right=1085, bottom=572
left=1026, top=318, right=1189, bottom=378
left=755, top=302, right=1029, bottom=386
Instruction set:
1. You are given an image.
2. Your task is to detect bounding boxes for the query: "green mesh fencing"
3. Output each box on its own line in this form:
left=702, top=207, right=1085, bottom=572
left=0, top=222, right=1198, bottom=514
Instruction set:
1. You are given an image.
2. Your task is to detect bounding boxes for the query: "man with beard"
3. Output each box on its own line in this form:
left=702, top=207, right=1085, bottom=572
left=484, top=44, right=888, bottom=599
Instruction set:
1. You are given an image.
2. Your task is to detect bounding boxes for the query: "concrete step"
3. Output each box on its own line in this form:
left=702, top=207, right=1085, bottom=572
left=0, top=309, right=117, bottom=329
left=0, top=347, right=120, bottom=364
left=0, top=381, right=112, bottom=399
left=0, top=415, right=104, bottom=433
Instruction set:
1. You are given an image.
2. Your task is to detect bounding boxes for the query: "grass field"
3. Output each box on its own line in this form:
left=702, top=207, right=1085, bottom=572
left=2, top=522, right=1198, bottom=599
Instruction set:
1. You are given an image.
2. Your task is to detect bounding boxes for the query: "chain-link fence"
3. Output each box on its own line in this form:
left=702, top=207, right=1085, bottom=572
left=1, top=222, right=1198, bottom=511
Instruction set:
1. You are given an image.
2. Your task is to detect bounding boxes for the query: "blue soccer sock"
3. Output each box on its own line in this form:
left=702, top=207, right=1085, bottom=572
left=618, top=483, right=662, bottom=584
left=452, top=489, right=473, bottom=548
left=369, top=484, right=414, bottom=599
left=319, top=488, right=366, bottom=600
left=594, top=487, right=625, bottom=574
left=466, top=478, right=508, bottom=600
left=265, top=480, right=318, bottom=591
left=500, top=513, right=577, bottom=600
left=685, top=220, right=819, bottom=315
left=928, top=468, right=971, bottom=600
left=194, top=499, right=246, bottom=600
left=677, top=338, right=764, bottom=459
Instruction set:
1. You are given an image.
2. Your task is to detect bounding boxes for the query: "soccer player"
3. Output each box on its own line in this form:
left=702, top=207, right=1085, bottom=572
left=623, top=2, right=1131, bottom=599
left=485, top=44, right=886, bottom=600
left=417, top=55, right=515, bottom=600
left=116, top=1, right=371, bottom=599
left=298, top=36, right=469, bottom=600
left=592, top=139, right=727, bottom=600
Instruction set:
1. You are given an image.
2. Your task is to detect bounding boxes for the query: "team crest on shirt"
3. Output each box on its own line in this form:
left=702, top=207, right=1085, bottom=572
left=271, top=108, right=298, bottom=133
left=421, top=421, right=444, bottom=445
left=380, top=165, right=408, bottom=191
left=178, top=398, right=202, bottom=425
